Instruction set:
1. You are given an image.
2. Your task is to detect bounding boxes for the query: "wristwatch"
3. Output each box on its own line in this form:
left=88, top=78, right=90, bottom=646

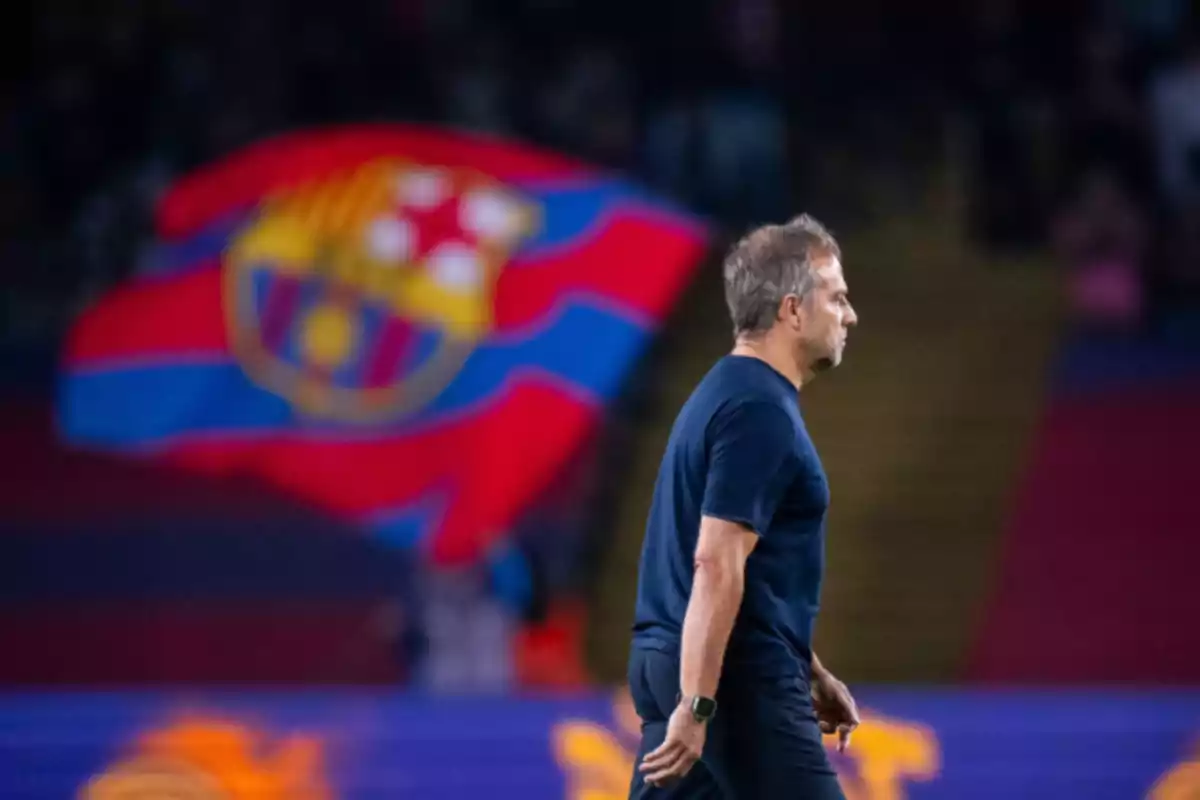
left=680, top=694, right=718, bottom=723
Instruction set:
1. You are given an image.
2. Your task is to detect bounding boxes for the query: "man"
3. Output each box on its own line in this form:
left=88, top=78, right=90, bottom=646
left=627, top=214, right=860, bottom=799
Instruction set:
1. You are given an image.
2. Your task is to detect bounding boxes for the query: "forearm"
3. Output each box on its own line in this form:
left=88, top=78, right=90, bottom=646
left=679, top=560, right=744, bottom=699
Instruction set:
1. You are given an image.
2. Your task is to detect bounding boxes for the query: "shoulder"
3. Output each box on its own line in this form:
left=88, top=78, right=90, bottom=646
left=709, top=394, right=798, bottom=443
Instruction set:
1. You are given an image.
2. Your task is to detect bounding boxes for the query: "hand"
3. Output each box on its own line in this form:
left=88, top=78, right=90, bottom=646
left=812, top=669, right=860, bottom=753
left=639, top=703, right=707, bottom=787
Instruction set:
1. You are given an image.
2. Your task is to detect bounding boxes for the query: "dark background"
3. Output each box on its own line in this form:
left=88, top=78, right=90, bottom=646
left=1, top=0, right=1198, bottom=692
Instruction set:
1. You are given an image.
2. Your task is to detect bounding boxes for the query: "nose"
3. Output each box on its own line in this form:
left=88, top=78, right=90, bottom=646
left=845, top=303, right=858, bottom=327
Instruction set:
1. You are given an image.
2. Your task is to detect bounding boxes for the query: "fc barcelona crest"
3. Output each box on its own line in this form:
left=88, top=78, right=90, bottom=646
left=223, top=160, right=538, bottom=423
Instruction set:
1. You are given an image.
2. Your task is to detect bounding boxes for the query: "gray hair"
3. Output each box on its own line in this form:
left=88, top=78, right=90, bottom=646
left=722, top=214, right=840, bottom=337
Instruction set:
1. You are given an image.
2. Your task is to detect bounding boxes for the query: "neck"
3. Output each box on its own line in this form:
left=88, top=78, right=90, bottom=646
left=732, top=333, right=806, bottom=390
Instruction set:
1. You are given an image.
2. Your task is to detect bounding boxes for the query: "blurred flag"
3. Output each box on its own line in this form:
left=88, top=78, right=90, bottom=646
left=59, top=125, right=707, bottom=565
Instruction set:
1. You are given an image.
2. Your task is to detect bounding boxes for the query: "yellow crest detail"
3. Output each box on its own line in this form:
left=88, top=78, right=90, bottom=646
left=223, top=159, right=539, bottom=423
left=1150, top=741, right=1200, bottom=799
left=79, top=718, right=333, bottom=800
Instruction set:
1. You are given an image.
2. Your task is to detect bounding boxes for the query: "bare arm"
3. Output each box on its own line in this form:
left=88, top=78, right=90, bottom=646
left=641, top=400, right=795, bottom=786
left=679, top=515, right=759, bottom=700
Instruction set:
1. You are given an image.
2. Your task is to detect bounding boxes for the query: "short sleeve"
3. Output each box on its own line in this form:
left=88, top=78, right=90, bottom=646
left=701, top=401, right=800, bottom=537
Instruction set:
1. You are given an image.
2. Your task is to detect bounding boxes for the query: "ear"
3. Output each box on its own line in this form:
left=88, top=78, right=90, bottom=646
left=780, top=294, right=804, bottom=330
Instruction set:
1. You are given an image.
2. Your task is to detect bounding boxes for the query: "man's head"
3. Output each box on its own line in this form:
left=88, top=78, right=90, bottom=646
left=723, top=214, right=857, bottom=375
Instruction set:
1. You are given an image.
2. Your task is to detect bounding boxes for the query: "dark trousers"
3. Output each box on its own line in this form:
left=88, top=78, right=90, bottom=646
left=627, top=648, right=846, bottom=800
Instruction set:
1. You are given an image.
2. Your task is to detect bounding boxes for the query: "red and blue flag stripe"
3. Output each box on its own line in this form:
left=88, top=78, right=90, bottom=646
left=58, top=125, right=707, bottom=565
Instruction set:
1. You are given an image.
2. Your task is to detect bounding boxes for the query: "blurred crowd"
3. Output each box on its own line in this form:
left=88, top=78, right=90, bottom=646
left=961, top=0, right=1200, bottom=332
left=1, top=0, right=800, bottom=347
left=4, top=0, right=1197, bottom=347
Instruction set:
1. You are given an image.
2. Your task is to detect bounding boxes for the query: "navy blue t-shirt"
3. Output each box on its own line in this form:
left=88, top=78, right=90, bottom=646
left=631, top=354, right=830, bottom=681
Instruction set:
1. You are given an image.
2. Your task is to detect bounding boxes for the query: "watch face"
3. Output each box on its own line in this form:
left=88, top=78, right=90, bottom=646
left=691, top=696, right=717, bottom=721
